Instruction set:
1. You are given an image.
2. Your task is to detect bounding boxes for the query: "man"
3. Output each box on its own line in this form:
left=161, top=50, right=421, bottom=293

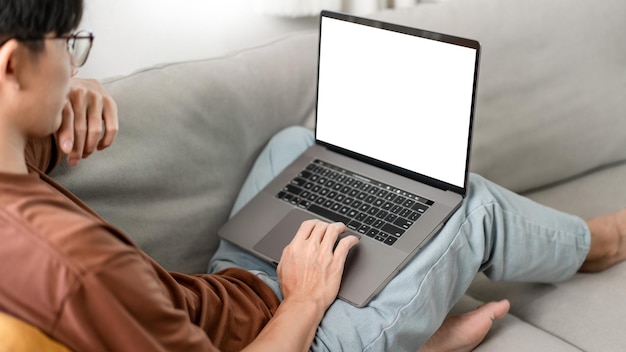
left=1, top=0, right=625, bottom=350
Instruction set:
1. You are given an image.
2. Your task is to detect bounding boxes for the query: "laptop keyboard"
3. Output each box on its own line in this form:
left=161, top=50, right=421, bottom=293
left=275, top=160, right=433, bottom=246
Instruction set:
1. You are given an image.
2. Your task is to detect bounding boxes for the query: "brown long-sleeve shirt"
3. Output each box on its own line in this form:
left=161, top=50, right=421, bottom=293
left=0, top=137, right=279, bottom=351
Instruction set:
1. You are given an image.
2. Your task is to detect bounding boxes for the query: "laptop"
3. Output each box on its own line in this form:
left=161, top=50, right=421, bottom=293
left=219, top=10, right=480, bottom=307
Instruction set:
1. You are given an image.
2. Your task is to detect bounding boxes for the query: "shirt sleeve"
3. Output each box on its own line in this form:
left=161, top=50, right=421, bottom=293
left=52, top=247, right=278, bottom=351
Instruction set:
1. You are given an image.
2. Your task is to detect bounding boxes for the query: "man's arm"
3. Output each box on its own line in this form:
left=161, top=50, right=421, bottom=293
left=243, top=220, right=359, bottom=351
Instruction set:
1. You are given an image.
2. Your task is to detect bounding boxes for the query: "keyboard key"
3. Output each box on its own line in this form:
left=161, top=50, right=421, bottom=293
left=384, top=213, right=398, bottom=222
left=399, top=208, right=412, bottom=218
left=412, top=203, right=429, bottom=213
left=393, top=195, right=406, bottom=204
left=308, top=204, right=350, bottom=224
left=347, top=221, right=361, bottom=231
left=291, top=177, right=307, bottom=187
left=408, top=211, right=421, bottom=221
left=376, top=210, right=388, bottom=219
left=384, top=236, right=398, bottom=246
left=382, top=223, right=405, bottom=237
left=284, top=184, right=302, bottom=195
left=367, top=229, right=379, bottom=238
left=394, top=217, right=413, bottom=229
left=358, top=225, right=371, bottom=235
left=374, top=234, right=387, bottom=243
left=364, top=195, right=377, bottom=204
left=355, top=213, right=368, bottom=222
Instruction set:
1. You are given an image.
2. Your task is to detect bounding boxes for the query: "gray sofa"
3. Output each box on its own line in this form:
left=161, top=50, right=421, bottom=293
left=51, top=0, right=626, bottom=350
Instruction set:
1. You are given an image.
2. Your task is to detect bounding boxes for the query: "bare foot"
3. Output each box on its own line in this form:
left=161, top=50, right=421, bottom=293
left=418, top=300, right=510, bottom=352
left=580, top=209, right=626, bottom=272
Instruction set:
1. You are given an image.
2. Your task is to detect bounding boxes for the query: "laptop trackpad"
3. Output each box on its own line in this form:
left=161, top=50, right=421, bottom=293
left=254, top=209, right=358, bottom=264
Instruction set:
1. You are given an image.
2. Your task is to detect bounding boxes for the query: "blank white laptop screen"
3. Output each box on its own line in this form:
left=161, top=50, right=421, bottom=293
left=316, top=16, right=477, bottom=188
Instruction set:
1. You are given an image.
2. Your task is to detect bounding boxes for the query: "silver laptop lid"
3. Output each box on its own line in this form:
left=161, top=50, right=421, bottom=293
left=315, top=11, right=480, bottom=195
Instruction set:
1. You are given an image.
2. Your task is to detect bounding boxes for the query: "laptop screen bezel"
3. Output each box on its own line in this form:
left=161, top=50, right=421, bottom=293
left=314, top=10, right=481, bottom=197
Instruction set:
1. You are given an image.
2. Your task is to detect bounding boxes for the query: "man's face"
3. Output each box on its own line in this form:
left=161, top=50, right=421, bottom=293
left=19, top=34, right=73, bottom=138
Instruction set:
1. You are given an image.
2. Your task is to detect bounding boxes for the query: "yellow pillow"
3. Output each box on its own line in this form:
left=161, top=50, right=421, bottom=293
left=0, top=312, right=69, bottom=352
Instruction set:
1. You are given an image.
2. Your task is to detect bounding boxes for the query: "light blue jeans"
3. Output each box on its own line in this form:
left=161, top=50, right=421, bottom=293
left=209, top=126, right=590, bottom=351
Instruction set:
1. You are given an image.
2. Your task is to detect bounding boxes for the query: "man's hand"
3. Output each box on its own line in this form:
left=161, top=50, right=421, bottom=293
left=277, top=220, right=359, bottom=311
left=243, top=220, right=359, bottom=352
left=56, top=78, right=118, bottom=166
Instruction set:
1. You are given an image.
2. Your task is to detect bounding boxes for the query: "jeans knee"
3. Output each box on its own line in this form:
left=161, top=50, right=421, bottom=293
left=269, top=126, right=314, bottom=148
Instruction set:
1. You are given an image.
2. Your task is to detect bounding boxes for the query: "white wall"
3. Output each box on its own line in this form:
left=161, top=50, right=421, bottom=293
left=77, top=0, right=319, bottom=79
left=77, top=0, right=431, bottom=79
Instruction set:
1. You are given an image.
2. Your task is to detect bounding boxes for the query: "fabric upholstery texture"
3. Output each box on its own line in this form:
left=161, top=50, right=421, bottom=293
left=373, top=0, right=626, bottom=194
left=52, top=33, right=318, bottom=274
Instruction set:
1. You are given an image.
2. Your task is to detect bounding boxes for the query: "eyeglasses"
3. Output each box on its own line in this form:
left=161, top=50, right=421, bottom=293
left=0, top=30, right=94, bottom=68
left=57, top=30, right=94, bottom=68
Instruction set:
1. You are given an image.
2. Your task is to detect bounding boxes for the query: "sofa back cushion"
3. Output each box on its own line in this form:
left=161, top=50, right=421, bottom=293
left=374, top=0, right=626, bottom=193
left=51, top=32, right=318, bottom=273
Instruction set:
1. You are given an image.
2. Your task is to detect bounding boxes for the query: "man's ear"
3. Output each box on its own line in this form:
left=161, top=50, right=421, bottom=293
left=0, top=39, right=21, bottom=91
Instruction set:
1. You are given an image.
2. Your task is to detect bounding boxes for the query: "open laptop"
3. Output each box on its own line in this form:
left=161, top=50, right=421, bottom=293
left=219, top=10, right=480, bottom=307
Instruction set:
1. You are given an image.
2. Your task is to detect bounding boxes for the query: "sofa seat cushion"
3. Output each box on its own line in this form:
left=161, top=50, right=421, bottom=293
left=451, top=295, right=581, bottom=352
left=466, top=260, right=626, bottom=352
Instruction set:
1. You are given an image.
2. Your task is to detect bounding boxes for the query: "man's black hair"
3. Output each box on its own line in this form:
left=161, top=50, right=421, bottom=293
left=0, top=0, right=84, bottom=50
